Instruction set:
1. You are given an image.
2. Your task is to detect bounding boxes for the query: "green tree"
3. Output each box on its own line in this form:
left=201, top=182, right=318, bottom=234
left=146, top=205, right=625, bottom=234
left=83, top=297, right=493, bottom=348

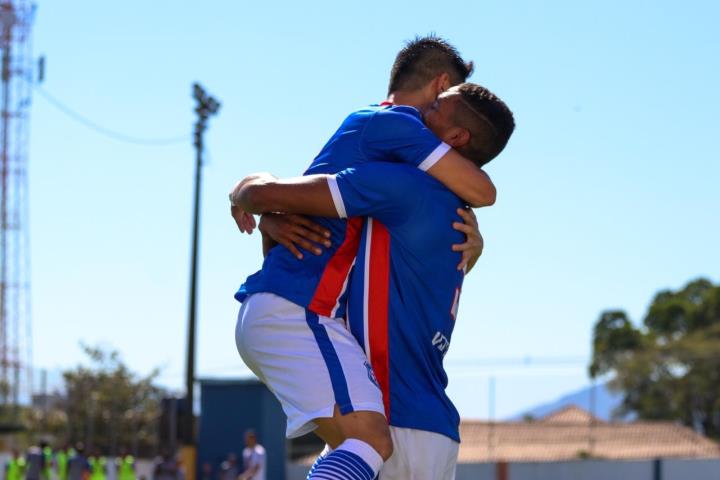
left=590, top=278, right=720, bottom=437
left=61, top=345, right=165, bottom=454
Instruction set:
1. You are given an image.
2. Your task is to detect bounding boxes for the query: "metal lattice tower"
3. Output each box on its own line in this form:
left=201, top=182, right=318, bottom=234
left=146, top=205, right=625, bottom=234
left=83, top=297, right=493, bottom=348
left=0, top=0, right=33, bottom=415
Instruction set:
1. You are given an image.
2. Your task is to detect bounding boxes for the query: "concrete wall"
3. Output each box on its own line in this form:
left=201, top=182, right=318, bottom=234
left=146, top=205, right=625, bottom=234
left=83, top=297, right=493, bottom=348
left=503, top=460, right=654, bottom=480
left=663, top=458, right=720, bottom=480
left=289, top=458, right=720, bottom=480
left=456, top=462, right=495, bottom=479
left=455, top=459, right=720, bottom=480
left=287, top=463, right=309, bottom=480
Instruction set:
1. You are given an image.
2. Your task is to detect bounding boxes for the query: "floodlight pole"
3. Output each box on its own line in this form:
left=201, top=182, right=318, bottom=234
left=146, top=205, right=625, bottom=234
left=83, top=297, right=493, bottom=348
left=185, top=83, right=220, bottom=446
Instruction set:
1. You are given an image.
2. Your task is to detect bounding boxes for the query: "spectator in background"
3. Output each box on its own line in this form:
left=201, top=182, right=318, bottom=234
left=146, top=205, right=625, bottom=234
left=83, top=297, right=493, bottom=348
left=55, top=444, right=73, bottom=480
left=41, top=444, right=53, bottom=480
left=239, top=431, right=265, bottom=480
left=217, top=454, right=237, bottom=480
left=152, top=450, right=181, bottom=480
left=115, top=448, right=135, bottom=480
left=25, top=442, right=46, bottom=480
left=88, top=449, right=107, bottom=480
left=6, top=449, right=27, bottom=480
left=67, top=444, right=90, bottom=480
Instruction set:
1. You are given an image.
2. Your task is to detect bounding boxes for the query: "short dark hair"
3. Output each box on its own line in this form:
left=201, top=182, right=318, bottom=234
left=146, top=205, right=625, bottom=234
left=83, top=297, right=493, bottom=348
left=388, top=35, right=474, bottom=95
left=453, top=83, right=515, bottom=166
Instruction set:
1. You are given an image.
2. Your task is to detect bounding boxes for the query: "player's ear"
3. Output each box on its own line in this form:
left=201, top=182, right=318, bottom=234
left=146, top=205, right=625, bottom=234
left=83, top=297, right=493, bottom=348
left=445, top=127, right=471, bottom=148
left=435, top=73, right=451, bottom=94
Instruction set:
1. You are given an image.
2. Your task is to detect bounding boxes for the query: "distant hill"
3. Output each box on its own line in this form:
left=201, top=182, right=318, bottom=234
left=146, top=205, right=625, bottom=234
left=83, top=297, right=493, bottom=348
left=510, top=382, right=634, bottom=422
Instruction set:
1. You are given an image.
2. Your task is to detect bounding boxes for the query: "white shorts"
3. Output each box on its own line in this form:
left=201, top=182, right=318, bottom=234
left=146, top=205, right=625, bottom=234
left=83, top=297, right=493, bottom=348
left=235, top=292, right=385, bottom=438
left=380, top=426, right=459, bottom=480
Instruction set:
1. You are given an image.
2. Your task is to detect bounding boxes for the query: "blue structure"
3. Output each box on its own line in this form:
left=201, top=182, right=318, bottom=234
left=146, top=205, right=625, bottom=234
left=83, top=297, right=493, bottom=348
left=198, top=378, right=287, bottom=480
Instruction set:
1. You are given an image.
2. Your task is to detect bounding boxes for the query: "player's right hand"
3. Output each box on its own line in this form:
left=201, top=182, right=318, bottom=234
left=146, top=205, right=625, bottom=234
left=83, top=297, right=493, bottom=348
left=259, top=213, right=331, bottom=260
left=231, top=205, right=257, bottom=234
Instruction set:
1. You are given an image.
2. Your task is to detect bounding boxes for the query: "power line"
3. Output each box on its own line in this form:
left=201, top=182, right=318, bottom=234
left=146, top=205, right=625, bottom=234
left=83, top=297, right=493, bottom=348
left=33, top=86, right=190, bottom=146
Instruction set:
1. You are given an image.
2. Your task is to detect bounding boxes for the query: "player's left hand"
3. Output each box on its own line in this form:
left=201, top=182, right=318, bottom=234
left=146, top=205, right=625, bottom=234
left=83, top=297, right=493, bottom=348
left=231, top=205, right=257, bottom=234
left=228, top=173, right=276, bottom=234
left=452, top=207, right=483, bottom=272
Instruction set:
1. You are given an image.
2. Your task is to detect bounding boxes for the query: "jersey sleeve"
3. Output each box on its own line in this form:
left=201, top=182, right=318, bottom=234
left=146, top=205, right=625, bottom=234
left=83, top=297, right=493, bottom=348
left=252, top=450, right=265, bottom=465
left=361, top=107, right=450, bottom=171
left=327, top=163, right=418, bottom=224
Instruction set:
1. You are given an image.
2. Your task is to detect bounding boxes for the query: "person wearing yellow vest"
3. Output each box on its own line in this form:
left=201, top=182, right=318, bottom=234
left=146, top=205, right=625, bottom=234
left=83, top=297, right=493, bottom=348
left=5, top=449, right=26, bottom=480
left=56, top=446, right=72, bottom=480
left=87, top=450, right=107, bottom=480
left=42, top=445, right=54, bottom=480
left=115, top=449, right=135, bottom=480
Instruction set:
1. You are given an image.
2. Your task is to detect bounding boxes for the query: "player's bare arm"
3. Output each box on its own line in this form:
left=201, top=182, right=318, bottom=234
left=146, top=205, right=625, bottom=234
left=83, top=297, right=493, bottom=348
left=230, top=173, right=340, bottom=218
left=426, top=149, right=496, bottom=208
left=231, top=172, right=485, bottom=266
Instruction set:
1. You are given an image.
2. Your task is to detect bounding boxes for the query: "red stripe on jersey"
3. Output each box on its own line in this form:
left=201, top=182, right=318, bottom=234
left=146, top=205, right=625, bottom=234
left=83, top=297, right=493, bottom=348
left=379, top=100, right=393, bottom=106
left=367, top=221, right=391, bottom=419
left=308, top=217, right=363, bottom=317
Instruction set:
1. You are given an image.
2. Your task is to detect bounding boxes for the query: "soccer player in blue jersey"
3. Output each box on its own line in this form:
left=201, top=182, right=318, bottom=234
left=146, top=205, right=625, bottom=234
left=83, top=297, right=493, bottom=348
left=232, top=38, right=494, bottom=480
left=232, top=84, right=514, bottom=477
left=231, top=81, right=507, bottom=478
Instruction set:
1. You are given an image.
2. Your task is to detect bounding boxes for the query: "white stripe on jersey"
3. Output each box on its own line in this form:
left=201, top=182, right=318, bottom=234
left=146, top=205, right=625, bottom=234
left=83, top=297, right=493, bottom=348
left=417, top=142, right=451, bottom=171
left=327, top=175, right=348, bottom=218
left=362, top=219, right=373, bottom=358
left=330, top=257, right=356, bottom=319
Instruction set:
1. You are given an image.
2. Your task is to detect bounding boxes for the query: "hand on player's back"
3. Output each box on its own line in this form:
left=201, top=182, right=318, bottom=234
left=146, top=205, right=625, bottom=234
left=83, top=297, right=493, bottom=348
left=452, top=207, right=483, bottom=272
left=259, top=213, right=331, bottom=260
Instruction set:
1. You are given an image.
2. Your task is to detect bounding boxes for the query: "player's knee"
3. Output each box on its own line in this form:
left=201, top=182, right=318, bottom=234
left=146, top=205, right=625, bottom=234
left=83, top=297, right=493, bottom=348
left=373, top=429, right=394, bottom=461
left=361, top=417, right=393, bottom=461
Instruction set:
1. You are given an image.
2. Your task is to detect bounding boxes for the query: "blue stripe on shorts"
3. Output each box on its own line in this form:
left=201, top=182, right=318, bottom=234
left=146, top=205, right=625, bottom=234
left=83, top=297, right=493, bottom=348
left=305, top=310, right=355, bottom=415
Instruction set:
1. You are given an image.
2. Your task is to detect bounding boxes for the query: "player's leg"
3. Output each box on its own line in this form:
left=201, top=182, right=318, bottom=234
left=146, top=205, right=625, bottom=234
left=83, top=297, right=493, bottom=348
left=312, top=405, right=392, bottom=453
left=236, top=293, right=390, bottom=479
left=307, top=406, right=391, bottom=478
left=303, top=312, right=392, bottom=479
left=380, top=426, right=459, bottom=480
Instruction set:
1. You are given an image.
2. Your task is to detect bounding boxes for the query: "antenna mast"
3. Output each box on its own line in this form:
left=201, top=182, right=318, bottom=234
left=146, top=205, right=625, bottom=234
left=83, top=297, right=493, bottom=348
left=0, top=0, right=34, bottom=423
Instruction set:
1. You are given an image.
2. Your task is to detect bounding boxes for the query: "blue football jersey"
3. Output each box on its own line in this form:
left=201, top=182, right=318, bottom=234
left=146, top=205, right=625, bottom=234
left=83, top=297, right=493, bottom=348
left=236, top=105, right=450, bottom=318
left=329, top=162, right=465, bottom=442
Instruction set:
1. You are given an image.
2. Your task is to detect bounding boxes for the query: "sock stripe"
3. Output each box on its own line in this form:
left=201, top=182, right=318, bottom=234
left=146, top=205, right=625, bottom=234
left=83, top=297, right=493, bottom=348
left=334, top=450, right=374, bottom=477
left=321, top=457, right=365, bottom=480
left=307, top=449, right=376, bottom=480
left=306, top=451, right=328, bottom=479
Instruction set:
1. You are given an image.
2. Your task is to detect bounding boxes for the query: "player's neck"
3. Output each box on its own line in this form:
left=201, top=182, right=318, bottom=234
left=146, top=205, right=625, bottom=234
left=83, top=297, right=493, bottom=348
left=386, top=90, right=433, bottom=112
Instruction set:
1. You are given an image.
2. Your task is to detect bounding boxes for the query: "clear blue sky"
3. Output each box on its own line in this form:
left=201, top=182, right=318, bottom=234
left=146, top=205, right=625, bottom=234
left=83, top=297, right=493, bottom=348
left=29, top=1, right=719, bottom=419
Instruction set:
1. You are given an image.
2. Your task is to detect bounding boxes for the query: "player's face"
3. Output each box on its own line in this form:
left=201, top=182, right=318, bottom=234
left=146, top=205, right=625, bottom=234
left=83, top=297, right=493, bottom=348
left=422, top=92, right=459, bottom=142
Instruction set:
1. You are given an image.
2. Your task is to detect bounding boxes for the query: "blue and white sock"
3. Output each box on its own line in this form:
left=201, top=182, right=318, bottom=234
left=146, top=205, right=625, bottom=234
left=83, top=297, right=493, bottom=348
left=307, top=445, right=333, bottom=478
left=306, top=438, right=383, bottom=480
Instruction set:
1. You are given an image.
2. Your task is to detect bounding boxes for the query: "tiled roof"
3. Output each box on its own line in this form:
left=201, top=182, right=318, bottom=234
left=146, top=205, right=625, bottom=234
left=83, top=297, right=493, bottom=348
left=459, top=413, right=720, bottom=462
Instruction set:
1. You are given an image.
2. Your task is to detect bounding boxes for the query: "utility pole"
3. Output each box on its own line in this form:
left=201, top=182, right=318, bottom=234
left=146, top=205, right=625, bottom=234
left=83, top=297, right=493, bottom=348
left=182, top=83, right=219, bottom=480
